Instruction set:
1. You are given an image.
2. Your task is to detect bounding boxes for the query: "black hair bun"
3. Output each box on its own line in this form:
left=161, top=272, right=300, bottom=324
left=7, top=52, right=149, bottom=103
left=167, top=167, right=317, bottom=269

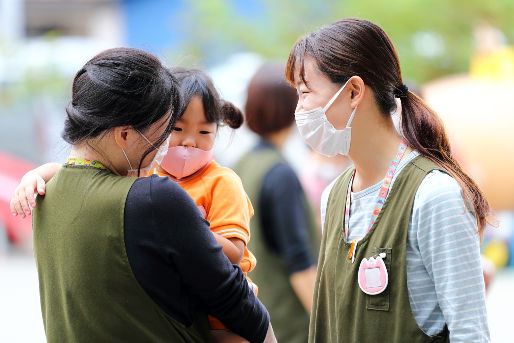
left=220, top=100, right=244, bottom=129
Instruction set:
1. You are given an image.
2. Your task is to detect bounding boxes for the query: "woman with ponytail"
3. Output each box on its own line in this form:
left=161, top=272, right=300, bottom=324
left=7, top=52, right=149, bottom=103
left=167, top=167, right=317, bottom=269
left=286, top=18, right=490, bottom=342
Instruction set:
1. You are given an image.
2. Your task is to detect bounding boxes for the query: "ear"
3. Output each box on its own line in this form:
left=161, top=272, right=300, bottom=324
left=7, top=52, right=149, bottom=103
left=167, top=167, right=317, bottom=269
left=348, top=76, right=365, bottom=109
left=113, top=126, right=131, bottom=150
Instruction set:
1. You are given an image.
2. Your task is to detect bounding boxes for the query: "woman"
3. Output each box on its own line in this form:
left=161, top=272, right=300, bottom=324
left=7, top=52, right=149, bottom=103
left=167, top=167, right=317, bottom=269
left=16, top=48, right=275, bottom=343
left=286, top=19, right=490, bottom=342
left=234, top=63, right=320, bottom=343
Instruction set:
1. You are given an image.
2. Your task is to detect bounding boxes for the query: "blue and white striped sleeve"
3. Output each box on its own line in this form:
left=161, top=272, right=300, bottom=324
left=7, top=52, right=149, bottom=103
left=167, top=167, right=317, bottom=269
left=412, top=171, right=490, bottom=342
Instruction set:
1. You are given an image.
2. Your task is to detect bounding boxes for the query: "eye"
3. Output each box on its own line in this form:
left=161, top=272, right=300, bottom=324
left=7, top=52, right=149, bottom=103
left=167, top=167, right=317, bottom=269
left=173, top=127, right=182, bottom=132
left=199, top=130, right=211, bottom=135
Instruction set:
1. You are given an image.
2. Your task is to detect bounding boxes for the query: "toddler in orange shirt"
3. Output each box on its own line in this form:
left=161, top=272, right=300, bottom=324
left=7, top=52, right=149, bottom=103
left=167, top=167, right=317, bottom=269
left=155, top=67, right=258, bottom=331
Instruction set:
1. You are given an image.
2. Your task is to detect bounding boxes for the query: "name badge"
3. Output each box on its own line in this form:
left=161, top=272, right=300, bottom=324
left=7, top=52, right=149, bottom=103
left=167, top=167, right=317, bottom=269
left=358, top=253, right=388, bottom=295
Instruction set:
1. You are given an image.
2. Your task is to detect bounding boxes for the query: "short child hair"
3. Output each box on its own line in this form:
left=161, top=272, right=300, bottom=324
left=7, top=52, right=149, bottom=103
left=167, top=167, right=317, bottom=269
left=169, top=67, right=243, bottom=129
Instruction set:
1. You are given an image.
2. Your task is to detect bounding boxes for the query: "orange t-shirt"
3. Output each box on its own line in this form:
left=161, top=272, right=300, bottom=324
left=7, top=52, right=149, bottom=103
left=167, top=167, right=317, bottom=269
left=155, top=161, right=257, bottom=275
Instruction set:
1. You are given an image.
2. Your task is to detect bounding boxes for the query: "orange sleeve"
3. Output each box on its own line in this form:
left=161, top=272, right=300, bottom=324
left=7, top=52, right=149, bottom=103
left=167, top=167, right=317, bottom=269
left=206, top=169, right=254, bottom=245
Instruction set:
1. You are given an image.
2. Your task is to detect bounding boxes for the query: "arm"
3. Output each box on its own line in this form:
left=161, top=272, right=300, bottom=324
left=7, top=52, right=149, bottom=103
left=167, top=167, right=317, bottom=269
left=144, top=176, right=272, bottom=342
left=207, top=170, right=253, bottom=266
left=10, top=162, right=61, bottom=217
left=289, top=266, right=317, bottom=313
left=260, top=163, right=317, bottom=313
left=212, top=234, right=245, bottom=265
left=414, top=171, right=490, bottom=342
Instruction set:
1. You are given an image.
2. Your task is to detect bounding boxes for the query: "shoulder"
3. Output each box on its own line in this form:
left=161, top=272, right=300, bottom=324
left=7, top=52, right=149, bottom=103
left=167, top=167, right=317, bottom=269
left=129, top=175, right=198, bottom=214
left=415, top=170, right=465, bottom=207
left=204, top=162, right=246, bottom=193
left=263, top=162, right=299, bottom=188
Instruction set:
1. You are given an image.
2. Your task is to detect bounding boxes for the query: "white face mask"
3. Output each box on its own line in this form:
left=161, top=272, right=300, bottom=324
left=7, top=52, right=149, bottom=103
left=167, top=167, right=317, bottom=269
left=122, top=130, right=170, bottom=177
left=294, top=78, right=357, bottom=157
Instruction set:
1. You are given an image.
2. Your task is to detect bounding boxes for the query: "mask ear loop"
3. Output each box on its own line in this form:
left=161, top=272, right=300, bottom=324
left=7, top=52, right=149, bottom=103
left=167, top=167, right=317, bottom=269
left=135, top=129, right=158, bottom=150
left=346, top=105, right=358, bottom=128
left=121, top=149, right=134, bottom=171
left=323, top=78, right=352, bottom=112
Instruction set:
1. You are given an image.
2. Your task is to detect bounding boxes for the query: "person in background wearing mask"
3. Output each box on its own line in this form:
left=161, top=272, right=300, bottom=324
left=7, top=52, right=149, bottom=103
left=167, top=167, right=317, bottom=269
left=10, top=48, right=276, bottom=343
left=288, top=18, right=491, bottom=342
left=235, top=63, right=320, bottom=343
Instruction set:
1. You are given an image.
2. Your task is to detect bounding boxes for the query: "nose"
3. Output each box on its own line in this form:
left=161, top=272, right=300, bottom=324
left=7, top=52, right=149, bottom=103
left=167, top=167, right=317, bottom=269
left=181, top=135, right=196, bottom=148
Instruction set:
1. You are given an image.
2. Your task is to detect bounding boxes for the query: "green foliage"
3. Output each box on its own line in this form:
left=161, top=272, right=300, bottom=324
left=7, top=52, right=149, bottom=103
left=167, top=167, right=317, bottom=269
left=178, top=0, right=514, bottom=84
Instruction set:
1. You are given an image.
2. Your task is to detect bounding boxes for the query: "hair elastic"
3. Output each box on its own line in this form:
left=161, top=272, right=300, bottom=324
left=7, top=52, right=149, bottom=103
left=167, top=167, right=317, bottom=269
left=393, top=84, right=409, bottom=98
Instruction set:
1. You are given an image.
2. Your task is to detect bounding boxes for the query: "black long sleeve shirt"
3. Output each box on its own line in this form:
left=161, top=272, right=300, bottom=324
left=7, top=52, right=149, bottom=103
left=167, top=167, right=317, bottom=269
left=256, top=140, right=316, bottom=275
left=123, top=175, right=269, bottom=342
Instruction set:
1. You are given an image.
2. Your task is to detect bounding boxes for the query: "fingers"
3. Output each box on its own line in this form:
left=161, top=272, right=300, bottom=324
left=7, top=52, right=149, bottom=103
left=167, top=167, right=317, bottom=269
left=36, top=176, right=46, bottom=195
left=22, top=185, right=36, bottom=215
left=10, top=192, right=28, bottom=218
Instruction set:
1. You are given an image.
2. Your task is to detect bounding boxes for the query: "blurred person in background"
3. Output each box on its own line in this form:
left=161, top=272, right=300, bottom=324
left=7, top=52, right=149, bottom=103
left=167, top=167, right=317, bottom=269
left=300, top=150, right=350, bottom=235
left=10, top=48, right=276, bottom=343
left=234, top=63, right=320, bottom=343
left=287, top=18, right=491, bottom=342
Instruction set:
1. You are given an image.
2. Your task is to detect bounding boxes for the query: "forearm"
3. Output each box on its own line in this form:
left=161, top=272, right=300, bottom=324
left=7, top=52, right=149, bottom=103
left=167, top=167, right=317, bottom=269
left=29, top=162, right=61, bottom=182
left=213, top=233, right=245, bottom=265
left=289, top=266, right=317, bottom=313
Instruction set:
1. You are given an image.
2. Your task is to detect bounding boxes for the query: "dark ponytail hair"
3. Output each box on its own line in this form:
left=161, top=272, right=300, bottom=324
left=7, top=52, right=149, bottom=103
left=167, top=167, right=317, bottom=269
left=64, top=47, right=181, bottom=172
left=286, top=18, right=491, bottom=235
left=169, top=67, right=244, bottom=129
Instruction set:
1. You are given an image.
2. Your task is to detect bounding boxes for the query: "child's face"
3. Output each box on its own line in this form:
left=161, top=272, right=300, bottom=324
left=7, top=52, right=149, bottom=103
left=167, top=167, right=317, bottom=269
left=170, top=95, right=217, bottom=151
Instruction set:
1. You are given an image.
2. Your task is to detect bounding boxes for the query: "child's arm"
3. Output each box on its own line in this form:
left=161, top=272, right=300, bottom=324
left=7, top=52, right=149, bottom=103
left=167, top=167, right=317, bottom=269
left=10, top=162, right=61, bottom=217
left=212, top=233, right=245, bottom=265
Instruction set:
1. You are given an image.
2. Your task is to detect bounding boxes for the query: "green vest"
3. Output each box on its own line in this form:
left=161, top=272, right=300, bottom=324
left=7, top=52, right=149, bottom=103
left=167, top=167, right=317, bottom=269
left=235, top=147, right=320, bottom=343
left=33, top=165, right=211, bottom=343
left=309, top=156, right=449, bottom=343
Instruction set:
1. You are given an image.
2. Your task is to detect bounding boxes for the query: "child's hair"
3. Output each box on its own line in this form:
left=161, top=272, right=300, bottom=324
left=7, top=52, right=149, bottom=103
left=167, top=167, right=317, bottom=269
left=169, top=67, right=244, bottom=129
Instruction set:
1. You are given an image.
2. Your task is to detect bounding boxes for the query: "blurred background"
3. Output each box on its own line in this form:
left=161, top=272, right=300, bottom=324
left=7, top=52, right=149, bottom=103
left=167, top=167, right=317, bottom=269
left=1, top=0, right=514, bottom=341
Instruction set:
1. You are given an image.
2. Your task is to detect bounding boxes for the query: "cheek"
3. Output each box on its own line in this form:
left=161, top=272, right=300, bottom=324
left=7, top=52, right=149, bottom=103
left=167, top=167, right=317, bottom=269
left=197, top=134, right=215, bottom=151
left=169, top=134, right=181, bottom=147
left=325, top=102, right=348, bottom=130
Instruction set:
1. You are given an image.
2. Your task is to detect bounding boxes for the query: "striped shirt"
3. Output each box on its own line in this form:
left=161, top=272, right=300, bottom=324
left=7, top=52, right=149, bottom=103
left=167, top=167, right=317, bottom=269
left=320, top=151, right=490, bottom=342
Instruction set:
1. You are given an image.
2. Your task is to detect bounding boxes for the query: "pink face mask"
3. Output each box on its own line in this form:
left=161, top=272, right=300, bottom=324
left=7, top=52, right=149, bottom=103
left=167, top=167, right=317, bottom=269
left=160, top=146, right=213, bottom=179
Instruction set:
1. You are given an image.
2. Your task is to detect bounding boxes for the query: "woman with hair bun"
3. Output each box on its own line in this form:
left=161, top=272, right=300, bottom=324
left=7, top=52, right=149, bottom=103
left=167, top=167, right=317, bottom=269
left=286, top=18, right=491, bottom=342
left=10, top=52, right=275, bottom=343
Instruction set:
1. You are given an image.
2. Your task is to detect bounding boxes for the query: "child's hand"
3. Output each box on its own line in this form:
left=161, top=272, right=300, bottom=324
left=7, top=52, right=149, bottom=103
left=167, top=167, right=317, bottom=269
left=10, top=171, right=46, bottom=218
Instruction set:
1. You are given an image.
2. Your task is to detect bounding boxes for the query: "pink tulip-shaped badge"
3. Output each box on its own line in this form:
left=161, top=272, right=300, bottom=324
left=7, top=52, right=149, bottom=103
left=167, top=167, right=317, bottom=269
left=358, top=252, right=388, bottom=295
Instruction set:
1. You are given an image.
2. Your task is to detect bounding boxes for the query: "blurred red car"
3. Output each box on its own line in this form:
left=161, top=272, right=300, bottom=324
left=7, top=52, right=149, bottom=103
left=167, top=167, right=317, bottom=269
left=0, top=150, right=35, bottom=248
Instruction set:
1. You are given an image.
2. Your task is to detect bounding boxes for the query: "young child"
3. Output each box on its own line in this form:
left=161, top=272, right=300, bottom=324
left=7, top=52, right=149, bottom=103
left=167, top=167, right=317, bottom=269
left=156, top=67, right=258, bottom=332
left=10, top=67, right=257, bottom=336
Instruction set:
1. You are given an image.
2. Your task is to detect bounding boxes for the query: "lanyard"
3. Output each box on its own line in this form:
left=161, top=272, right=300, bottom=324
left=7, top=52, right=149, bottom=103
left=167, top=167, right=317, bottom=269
left=344, top=140, right=408, bottom=262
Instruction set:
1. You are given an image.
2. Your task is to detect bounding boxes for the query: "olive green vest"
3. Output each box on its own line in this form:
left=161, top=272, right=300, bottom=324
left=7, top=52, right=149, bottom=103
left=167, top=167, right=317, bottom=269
left=33, top=165, right=211, bottom=343
left=309, top=155, right=449, bottom=343
left=235, top=147, right=320, bottom=343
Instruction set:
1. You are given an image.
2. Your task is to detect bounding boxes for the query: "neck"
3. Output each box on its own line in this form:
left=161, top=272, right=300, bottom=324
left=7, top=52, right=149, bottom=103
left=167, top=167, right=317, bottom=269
left=69, top=141, right=124, bottom=176
left=265, top=126, right=291, bottom=149
left=349, top=119, right=410, bottom=192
